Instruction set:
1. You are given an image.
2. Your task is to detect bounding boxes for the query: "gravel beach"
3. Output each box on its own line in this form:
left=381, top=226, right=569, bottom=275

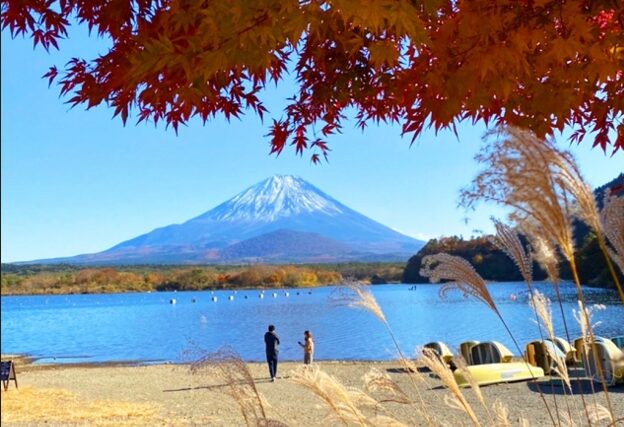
left=1, top=356, right=623, bottom=426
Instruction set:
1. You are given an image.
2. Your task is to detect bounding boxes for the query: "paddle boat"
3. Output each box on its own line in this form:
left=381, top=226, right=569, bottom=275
left=583, top=339, right=624, bottom=387
left=422, top=342, right=454, bottom=365
left=454, top=362, right=544, bottom=387
left=611, top=336, right=624, bottom=350
left=573, top=336, right=610, bottom=362
left=525, top=340, right=567, bottom=374
left=548, top=337, right=576, bottom=364
left=459, top=341, right=480, bottom=364
left=469, top=341, right=513, bottom=365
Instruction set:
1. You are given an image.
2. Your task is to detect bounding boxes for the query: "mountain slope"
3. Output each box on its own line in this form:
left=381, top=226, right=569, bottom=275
left=218, top=229, right=353, bottom=262
left=28, top=175, right=424, bottom=264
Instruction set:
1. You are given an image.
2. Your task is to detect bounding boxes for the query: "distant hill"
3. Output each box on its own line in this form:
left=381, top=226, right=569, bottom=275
left=402, top=236, right=548, bottom=283
left=403, top=174, right=624, bottom=288
left=23, top=175, right=424, bottom=265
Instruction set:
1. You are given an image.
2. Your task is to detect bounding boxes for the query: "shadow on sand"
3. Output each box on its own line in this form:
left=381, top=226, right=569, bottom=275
left=386, top=366, right=430, bottom=374
left=529, top=378, right=624, bottom=395
left=163, top=376, right=291, bottom=393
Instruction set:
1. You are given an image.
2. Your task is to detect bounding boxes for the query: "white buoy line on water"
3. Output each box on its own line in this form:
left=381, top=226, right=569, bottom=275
left=169, top=290, right=312, bottom=304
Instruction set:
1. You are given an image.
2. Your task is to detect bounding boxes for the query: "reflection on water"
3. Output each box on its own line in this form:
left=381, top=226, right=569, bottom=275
left=1, top=282, right=622, bottom=364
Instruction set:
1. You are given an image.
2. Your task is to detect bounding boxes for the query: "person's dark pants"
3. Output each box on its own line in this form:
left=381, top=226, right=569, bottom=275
left=266, top=353, right=278, bottom=379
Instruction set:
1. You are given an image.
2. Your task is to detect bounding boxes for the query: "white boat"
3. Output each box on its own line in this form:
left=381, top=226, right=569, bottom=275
left=584, top=339, right=624, bottom=387
left=611, top=336, right=624, bottom=350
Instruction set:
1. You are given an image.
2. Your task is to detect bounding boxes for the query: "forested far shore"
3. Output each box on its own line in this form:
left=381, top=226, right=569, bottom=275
left=0, top=263, right=405, bottom=295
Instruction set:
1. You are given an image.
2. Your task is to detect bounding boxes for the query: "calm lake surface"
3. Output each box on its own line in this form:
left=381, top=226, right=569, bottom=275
left=1, top=282, right=623, bottom=364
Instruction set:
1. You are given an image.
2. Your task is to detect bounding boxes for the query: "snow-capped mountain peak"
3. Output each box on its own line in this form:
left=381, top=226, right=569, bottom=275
left=28, top=175, right=425, bottom=264
left=203, top=175, right=344, bottom=222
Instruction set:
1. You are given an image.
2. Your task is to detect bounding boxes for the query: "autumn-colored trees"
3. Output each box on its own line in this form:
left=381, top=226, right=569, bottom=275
left=0, top=264, right=347, bottom=295
left=2, top=0, right=622, bottom=158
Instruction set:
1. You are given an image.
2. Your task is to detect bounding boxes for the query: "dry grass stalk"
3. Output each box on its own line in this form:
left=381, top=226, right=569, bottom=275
left=528, top=233, right=560, bottom=285
left=601, top=191, right=624, bottom=276
left=460, top=125, right=616, bottom=416
left=460, top=126, right=577, bottom=265
left=418, top=348, right=480, bottom=426
left=529, top=291, right=555, bottom=338
left=572, top=302, right=606, bottom=343
left=362, top=368, right=411, bottom=404
left=290, top=365, right=384, bottom=426
left=559, top=410, right=579, bottom=427
left=490, top=218, right=533, bottom=285
left=331, top=281, right=387, bottom=325
left=332, top=281, right=436, bottom=426
left=587, top=403, right=613, bottom=425
left=548, top=352, right=572, bottom=393
left=190, top=347, right=286, bottom=427
left=463, top=126, right=624, bottom=303
left=452, top=356, right=487, bottom=411
left=492, top=400, right=512, bottom=427
left=492, top=400, right=531, bottom=427
left=420, top=253, right=497, bottom=313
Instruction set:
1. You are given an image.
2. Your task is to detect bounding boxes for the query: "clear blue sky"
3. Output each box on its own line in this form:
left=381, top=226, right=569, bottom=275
left=1, top=27, right=622, bottom=263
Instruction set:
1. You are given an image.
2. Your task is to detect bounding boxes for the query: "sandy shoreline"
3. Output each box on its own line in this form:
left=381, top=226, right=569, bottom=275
left=1, top=355, right=623, bottom=426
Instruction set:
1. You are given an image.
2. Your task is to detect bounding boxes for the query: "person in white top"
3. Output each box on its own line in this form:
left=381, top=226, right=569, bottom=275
left=298, top=330, right=314, bottom=365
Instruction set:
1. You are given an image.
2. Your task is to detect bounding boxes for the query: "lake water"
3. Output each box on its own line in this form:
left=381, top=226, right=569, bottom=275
left=1, top=282, right=623, bottom=364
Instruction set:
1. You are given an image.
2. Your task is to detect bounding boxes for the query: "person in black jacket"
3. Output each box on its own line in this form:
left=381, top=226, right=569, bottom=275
left=264, top=324, right=280, bottom=382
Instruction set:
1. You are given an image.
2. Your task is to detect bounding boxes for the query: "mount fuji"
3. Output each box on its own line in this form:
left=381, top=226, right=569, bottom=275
left=31, top=175, right=424, bottom=264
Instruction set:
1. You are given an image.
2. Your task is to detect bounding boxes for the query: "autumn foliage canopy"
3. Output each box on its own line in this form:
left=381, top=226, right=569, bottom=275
left=2, top=0, right=623, bottom=159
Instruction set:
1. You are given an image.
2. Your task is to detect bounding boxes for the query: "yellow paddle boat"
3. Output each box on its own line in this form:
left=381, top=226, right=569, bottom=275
left=459, top=340, right=480, bottom=364
left=548, top=337, right=576, bottom=364
left=469, top=341, right=513, bottom=365
left=454, top=362, right=544, bottom=387
left=525, top=340, right=567, bottom=374
left=423, top=341, right=454, bottom=365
